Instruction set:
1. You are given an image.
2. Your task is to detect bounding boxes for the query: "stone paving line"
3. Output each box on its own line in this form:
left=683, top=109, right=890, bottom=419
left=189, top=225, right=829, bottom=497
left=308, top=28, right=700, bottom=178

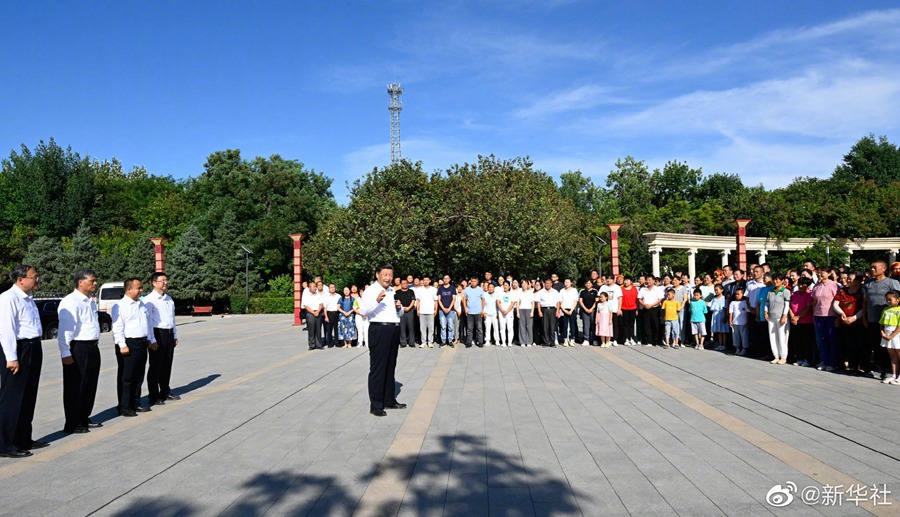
left=0, top=316, right=898, bottom=516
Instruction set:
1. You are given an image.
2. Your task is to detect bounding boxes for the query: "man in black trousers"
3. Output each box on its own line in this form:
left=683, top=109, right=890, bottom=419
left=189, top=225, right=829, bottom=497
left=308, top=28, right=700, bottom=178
left=0, top=265, right=47, bottom=457
left=145, top=271, right=180, bottom=406
left=111, top=278, right=155, bottom=417
left=358, top=263, right=407, bottom=417
left=57, top=269, right=103, bottom=433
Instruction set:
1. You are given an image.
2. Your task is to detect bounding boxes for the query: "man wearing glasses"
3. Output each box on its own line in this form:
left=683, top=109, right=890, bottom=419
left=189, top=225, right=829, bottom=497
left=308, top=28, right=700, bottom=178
left=0, top=265, right=45, bottom=457
left=144, top=272, right=180, bottom=406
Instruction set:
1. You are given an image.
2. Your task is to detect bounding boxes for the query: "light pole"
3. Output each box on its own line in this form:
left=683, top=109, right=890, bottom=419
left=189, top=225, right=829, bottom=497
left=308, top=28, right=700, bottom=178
left=822, top=235, right=834, bottom=267
left=596, top=237, right=607, bottom=276
left=241, top=245, right=253, bottom=313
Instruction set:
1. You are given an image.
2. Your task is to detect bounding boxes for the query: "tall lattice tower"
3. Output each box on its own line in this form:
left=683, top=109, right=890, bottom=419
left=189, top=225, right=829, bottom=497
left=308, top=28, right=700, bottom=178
left=387, top=83, right=403, bottom=164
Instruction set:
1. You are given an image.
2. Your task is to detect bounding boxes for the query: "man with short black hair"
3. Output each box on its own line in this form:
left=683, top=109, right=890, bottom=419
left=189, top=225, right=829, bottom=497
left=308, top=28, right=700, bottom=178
left=537, top=279, right=561, bottom=347
left=303, top=282, right=324, bottom=350
left=323, top=284, right=341, bottom=348
left=862, top=260, right=900, bottom=379
left=417, top=277, right=438, bottom=348
left=395, top=279, right=417, bottom=348
left=359, top=263, right=406, bottom=417
left=112, top=278, right=155, bottom=417
left=145, top=271, right=180, bottom=406
left=0, top=265, right=45, bottom=457
left=58, top=269, right=103, bottom=433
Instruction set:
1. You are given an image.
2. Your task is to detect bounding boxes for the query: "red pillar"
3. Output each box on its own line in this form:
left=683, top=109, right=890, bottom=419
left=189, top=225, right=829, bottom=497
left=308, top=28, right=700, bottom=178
left=290, top=233, right=306, bottom=325
left=149, top=238, right=168, bottom=273
left=607, top=224, right=623, bottom=276
left=735, top=219, right=751, bottom=273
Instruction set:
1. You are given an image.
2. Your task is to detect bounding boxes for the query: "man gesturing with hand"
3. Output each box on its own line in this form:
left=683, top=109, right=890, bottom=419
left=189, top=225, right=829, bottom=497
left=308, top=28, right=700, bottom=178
left=358, top=263, right=406, bottom=417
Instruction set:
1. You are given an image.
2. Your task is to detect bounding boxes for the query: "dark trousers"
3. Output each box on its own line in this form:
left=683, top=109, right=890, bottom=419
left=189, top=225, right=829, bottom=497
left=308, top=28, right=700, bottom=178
left=466, top=314, right=483, bottom=345
left=324, top=311, right=339, bottom=347
left=63, top=340, right=101, bottom=431
left=611, top=312, right=622, bottom=343
left=541, top=308, right=557, bottom=346
left=148, top=328, right=176, bottom=403
left=116, top=338, right=147, bottom=411
left=789, top=323, right=815, bottom=363
left=305, top=312, right=323, bottom=349
left=457, top=311, right=467, bottom=344
left=837, top=322, right=865, bottom=370
left=642, top=307, right=660, bottom=346
left=621, top=309, right=637, bottom=341
left=865, top=322, right=890, bottom=373
left=0, top=338, right=41, bottom=452
left=558, top=312, right=577, bottom=342
left=368, top=323, right=400, bottom=410
left=400, top=310, right=416, bottom=345
left=750, top=319, right=767, bottom=357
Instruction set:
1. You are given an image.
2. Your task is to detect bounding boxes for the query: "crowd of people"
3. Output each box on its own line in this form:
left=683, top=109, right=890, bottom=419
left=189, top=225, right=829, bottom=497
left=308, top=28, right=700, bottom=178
left=0, top=267, right=180, bottom=458
left=301, top=260, right=900, bottom=385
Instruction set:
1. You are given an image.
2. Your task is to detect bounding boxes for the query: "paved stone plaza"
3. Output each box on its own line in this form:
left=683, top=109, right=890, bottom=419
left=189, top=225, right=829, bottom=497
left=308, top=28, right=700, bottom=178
left=0, top=315, right=898, bottom=516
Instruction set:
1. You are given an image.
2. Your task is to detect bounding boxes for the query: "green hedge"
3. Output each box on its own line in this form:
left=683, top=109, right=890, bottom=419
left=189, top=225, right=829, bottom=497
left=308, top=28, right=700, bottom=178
left=229, top=295, right=293, bottom=314
left=249, top=296, right=294, bottom=314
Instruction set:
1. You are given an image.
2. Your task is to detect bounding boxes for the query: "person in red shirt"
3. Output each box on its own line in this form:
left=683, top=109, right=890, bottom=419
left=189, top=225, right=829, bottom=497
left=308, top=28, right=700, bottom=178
left=619, top=276, right=639, bottom=345
left=833, top=273, right=865, bottom=375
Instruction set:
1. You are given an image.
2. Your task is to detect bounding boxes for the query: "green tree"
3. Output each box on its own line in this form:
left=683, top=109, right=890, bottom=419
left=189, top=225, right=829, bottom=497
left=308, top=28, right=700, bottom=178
left=650, top=160, right=703, bottom=206
left=832, top=134, right=900, bottom=185
left=23, top=236, right=69, bottom=294
left=167, top=225, right=207, bottom=302
left=202, top=210, right=245, bottom=300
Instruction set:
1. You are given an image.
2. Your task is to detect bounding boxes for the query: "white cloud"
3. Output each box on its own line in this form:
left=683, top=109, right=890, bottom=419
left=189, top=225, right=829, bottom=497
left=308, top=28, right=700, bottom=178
left=604, top=63, right=900, bottom=140
left=514, top=85, right=629, bottom=120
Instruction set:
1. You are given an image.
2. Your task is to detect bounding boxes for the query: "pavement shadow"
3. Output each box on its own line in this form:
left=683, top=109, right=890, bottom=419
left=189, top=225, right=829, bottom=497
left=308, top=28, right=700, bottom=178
left=172, top=373, right=221, bottom=396
left=97, top=434, right=583, bottom=515
left=360, top=433, right=585, bottom=515
left=107, top=496, right=197, bottom=516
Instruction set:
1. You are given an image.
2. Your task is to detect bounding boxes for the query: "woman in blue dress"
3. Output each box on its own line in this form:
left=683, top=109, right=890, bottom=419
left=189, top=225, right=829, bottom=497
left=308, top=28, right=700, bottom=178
left=338, top=286, right=357, bottom=347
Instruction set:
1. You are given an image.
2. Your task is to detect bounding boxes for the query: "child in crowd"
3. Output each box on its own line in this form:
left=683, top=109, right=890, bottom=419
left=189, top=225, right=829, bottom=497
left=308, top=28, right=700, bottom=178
left=729, top=288, right=750, bottom=356
left=880, top=290, right=900, bottom=385
left=689, top=289, right=708, bottom=350
left=661, top=289, right=682, bottom=348
left=710, top=284, right=729, bottom=351
left=595, top=292, right=613, bottom=347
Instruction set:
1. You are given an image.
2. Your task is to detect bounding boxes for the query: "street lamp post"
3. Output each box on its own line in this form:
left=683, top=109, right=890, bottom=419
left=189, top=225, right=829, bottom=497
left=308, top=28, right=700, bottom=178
left=596, top=237, right=607, bottom=276
left=241, top=245, right=253, bottom=313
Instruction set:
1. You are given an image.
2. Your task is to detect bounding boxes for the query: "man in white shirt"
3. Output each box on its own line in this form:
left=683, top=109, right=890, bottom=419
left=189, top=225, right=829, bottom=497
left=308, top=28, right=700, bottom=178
left=558, top=279, right=580, bottom=346
left=112, top=278, right=155, bottom=417
left=416, top=277, right=438, bottom=348
left=303, top=283, right=324, bottom=350
left=638, top=278, right=663, bottom=347
left=537, top=279, right=561, bottom=347
left=57, top=269, right=102, bottom=434
left=0, top=265, right=45, bottom=457
left=144, top=271, right=180, bottom=406
left=323, top=284, right=342, bottom=348
left=358, top=263, right=406, bottom=417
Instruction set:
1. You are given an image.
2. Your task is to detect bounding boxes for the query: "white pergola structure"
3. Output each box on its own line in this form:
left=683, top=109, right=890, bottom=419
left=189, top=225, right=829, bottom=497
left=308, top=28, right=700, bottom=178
left=642, top=231, right=900, bottom=279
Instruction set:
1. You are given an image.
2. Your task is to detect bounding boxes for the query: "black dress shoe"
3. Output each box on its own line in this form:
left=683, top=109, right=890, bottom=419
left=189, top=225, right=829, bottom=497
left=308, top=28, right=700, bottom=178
left=152, top=400, right=166, bottom=406
left=166, top=394, right=181, bottom=401
left=86, top=421, right=103, bottom=428
left=119, top=410, right=137, bottom=417
left=134, top=406, right=152, bottom=413
left=26, top=441, right=50, bottom=450
left=0, top=449, right=32, bottom=458
left=385, top=403, right=407, bottom=409
left=370, top=408, right=387, bottom=417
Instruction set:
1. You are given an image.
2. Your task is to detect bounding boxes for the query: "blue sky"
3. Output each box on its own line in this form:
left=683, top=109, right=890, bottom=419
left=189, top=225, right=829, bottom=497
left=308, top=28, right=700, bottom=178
left=3, top=1, right=899, bottom=203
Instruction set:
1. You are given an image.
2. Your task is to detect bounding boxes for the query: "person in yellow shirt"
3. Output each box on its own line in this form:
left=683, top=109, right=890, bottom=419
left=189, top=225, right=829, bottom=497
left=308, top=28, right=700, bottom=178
left=660, top=289, right=682, bottom=349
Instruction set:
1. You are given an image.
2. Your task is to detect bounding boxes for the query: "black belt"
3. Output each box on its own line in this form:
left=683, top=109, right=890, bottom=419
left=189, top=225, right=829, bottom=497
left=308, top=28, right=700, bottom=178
left=154, top=327, right=175, bottom=333
left=17, top=337, right=40, bottom=344
left=370, top=322, right=399, bottom=326
left=71, top=339, right=99, bottom=345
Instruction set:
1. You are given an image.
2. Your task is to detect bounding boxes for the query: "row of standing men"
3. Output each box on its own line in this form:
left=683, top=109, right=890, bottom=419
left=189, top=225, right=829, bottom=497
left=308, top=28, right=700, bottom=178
left=0, top=266, right=180, bottom=459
